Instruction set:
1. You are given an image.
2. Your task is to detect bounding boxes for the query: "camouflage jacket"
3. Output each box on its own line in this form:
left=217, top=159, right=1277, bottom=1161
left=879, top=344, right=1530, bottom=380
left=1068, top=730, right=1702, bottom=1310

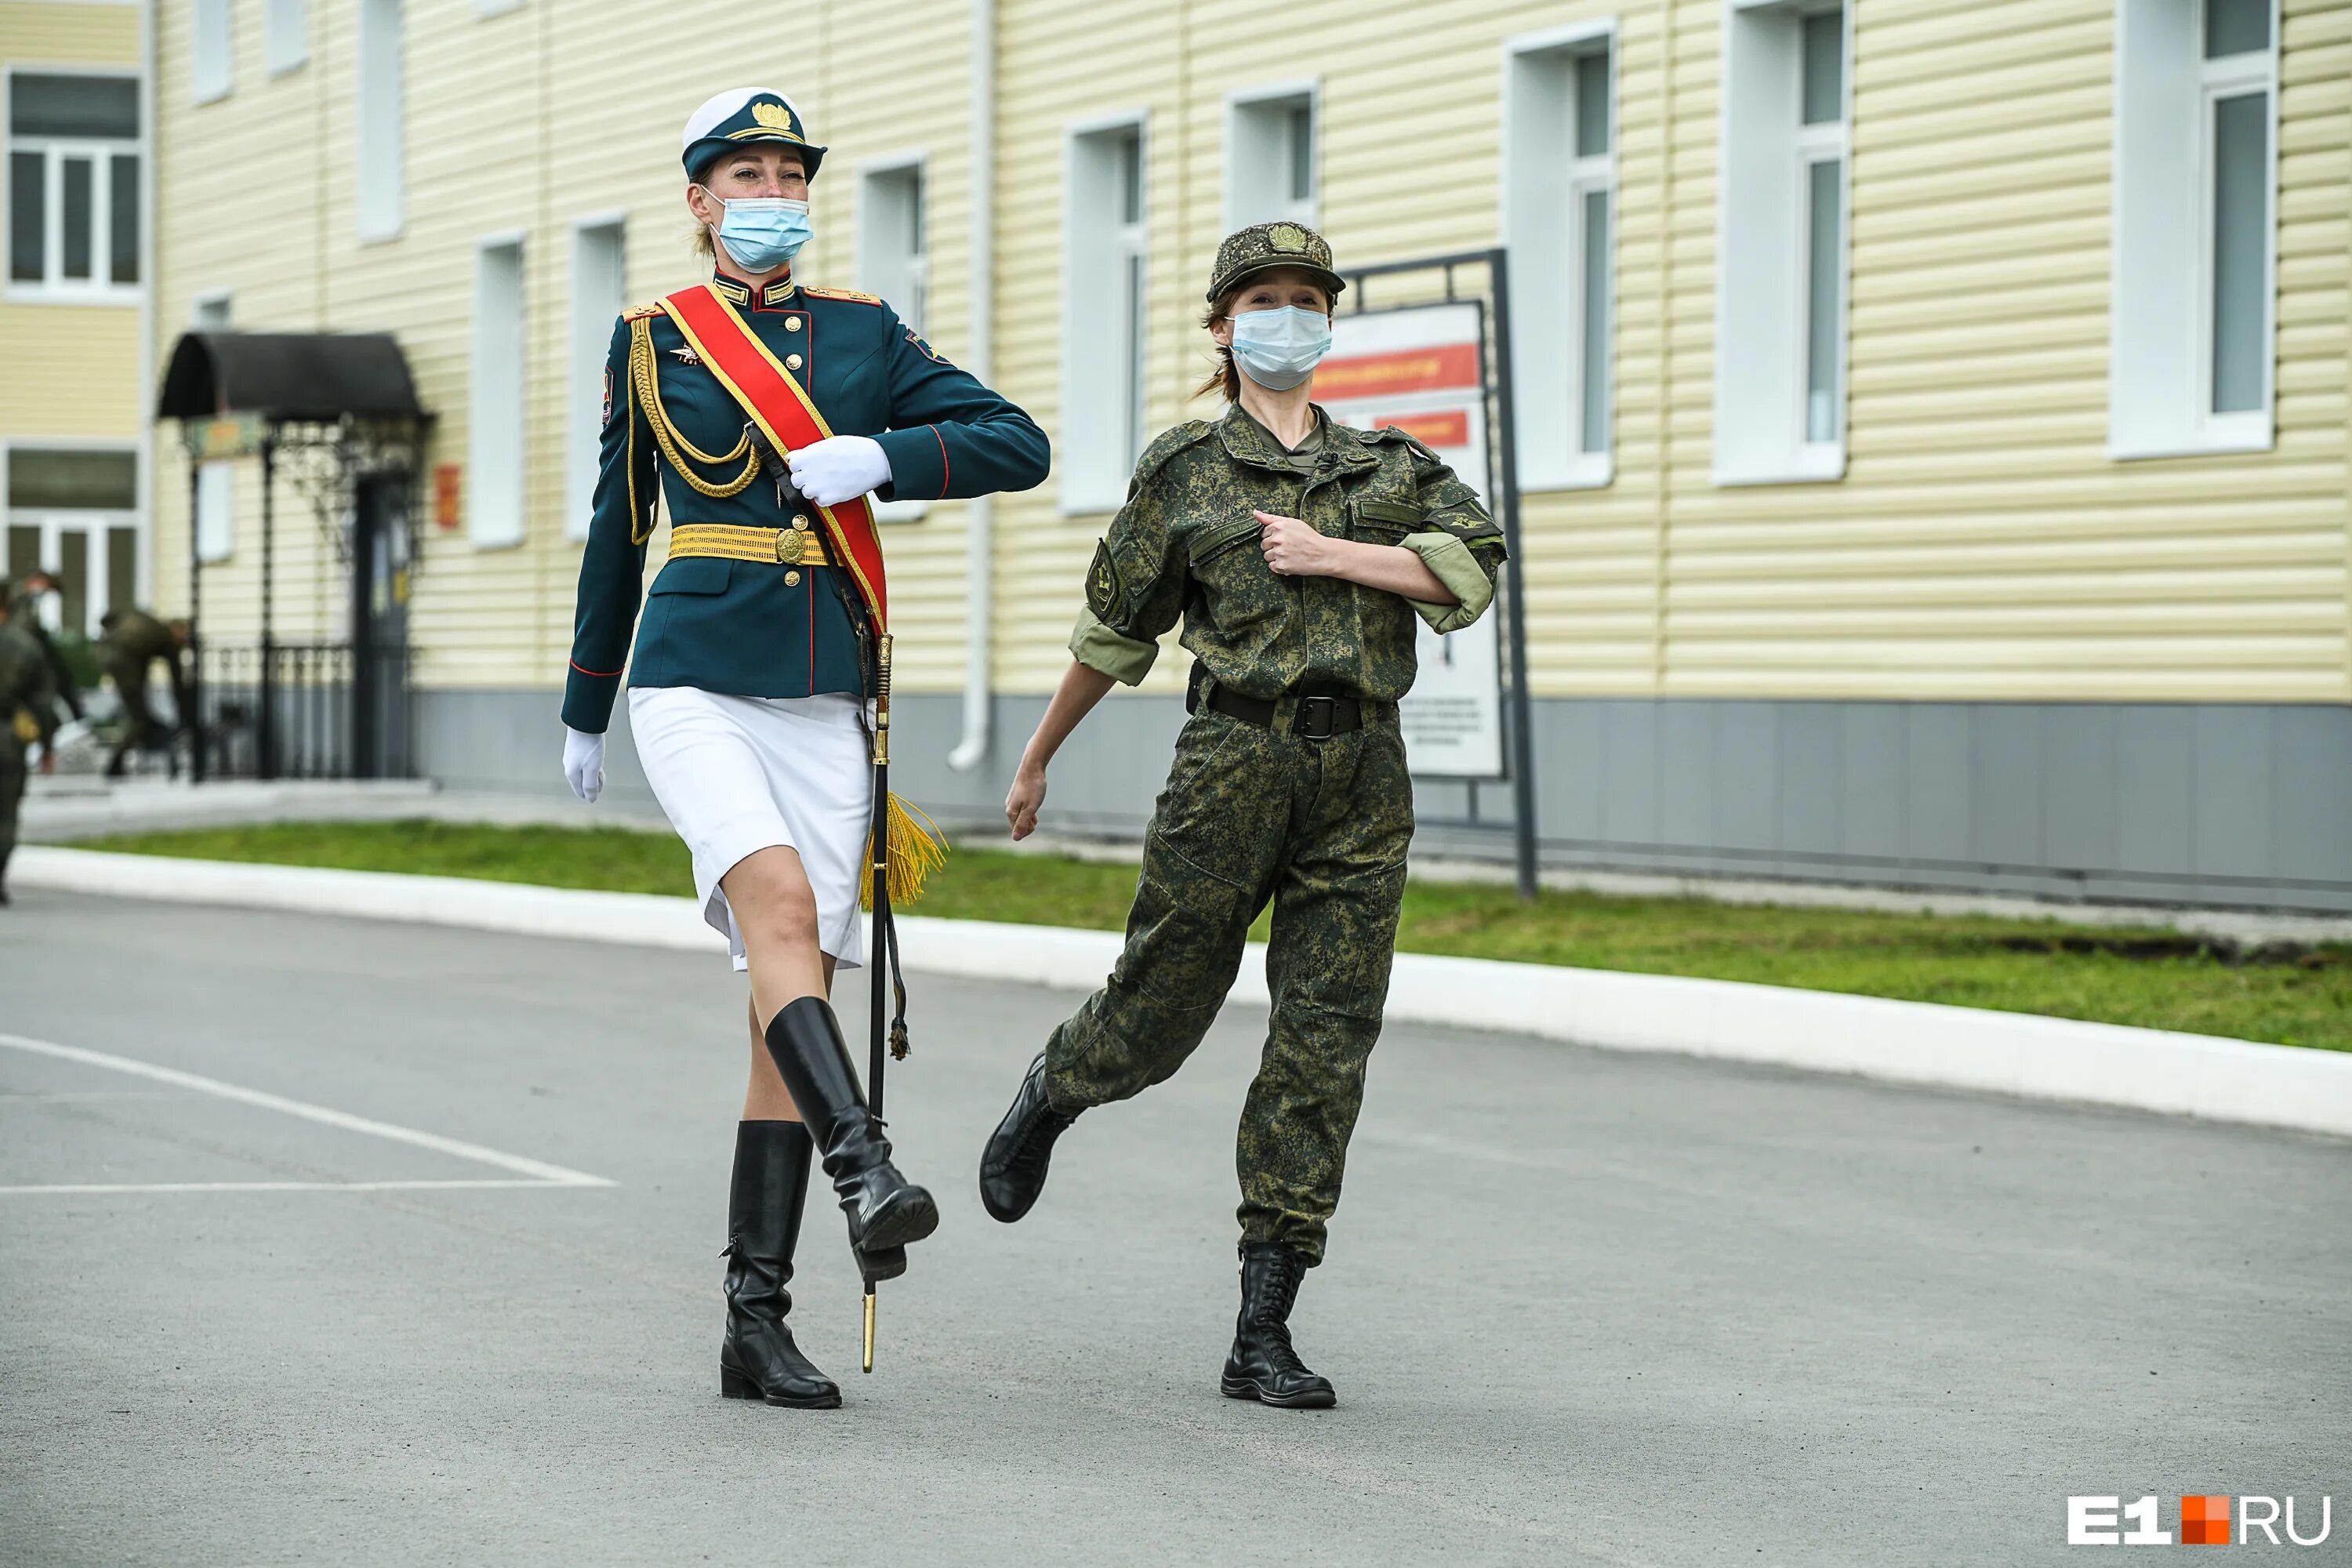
left=1071, top=405, right=1504, bottom=703
left=0, top=621, right=59, bottom=756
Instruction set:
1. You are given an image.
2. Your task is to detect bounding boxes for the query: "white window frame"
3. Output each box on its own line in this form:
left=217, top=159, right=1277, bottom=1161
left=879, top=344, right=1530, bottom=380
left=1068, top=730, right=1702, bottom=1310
left=1062, top=111, right=1151, bottom=517
left=191, top=0, right=234, bottom=104
left=1502, top=20, right=1618, bottom=492
left=3, top=438, right=146, bottom=639
left=191, top=290, right=234, bottom=563
left=2110, top=0, right=2280, bottom=459
left=5, top=67, right=144, bottom=305
left=565, top=213, right=626, bottom=543
left=857, top=154, right=931, bottom=523
left=267, top=0, right=309, bottom=76
left=1224, top=81, right=1319, bottom=232
left=1712, top=0, right=1851, bottom=487
left=354, top=0, right=405, bottom=245
left=470, top=233, right=527, bottom=550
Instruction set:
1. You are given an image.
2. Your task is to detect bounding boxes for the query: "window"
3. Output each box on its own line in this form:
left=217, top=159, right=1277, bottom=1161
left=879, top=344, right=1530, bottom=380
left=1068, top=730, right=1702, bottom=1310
left=858, top=160, right=927, bottom=332
left=471, top=238, right=525, bottom=548
left=567, top=219, right=625, bottom=541
left=1062, top=117, right=1149, bottom=514
left=474, top=0, right=524, bottom=13
left=2111, top=0, right=2278, bottom=457
left=192, top=0, right=234, bottom=104
left=858, top=159, right=930, bottom=522
left=191, top=292, right=234, bottom=561
left=7, top=73, right=140, bottom=299
left=355, top=0, right=405, bottom=243
left=1504, top=27, right=1617, bottom=488
left=1714, top=1, right=1849, bottom=485
left=1225, top=86, right=1316, bottom=230
left=6, top=448, right=140, bottom=638
left=268, top=0, right=309, bottom=75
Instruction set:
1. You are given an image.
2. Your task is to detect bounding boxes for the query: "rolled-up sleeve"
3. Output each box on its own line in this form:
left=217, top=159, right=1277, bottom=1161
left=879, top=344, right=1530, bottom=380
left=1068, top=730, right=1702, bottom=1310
left=1396, top=530, right=1495, bottom=634
left=1069, top=604, right=1163, bottom=685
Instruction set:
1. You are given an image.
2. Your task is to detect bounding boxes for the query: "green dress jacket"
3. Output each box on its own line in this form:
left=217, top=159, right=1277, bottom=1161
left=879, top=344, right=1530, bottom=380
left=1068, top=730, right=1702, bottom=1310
left=562, top=270, right=1051, bottom=733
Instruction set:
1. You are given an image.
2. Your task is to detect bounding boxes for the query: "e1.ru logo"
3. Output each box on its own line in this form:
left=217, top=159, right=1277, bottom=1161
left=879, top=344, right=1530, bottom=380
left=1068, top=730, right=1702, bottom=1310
left=2067, top=1495, right=2333, bottom=1546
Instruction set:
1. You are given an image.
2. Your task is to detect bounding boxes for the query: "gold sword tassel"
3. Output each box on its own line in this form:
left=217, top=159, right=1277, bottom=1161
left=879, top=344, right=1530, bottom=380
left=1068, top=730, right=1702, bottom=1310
left=863, top=1287, right=877, bottom=1374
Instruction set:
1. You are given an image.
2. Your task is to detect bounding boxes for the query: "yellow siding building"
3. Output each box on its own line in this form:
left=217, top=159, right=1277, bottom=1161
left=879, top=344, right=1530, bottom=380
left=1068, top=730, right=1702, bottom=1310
left=149, top=0, right=2351, bottom=911
left=3, top=0, right=147, bottom=637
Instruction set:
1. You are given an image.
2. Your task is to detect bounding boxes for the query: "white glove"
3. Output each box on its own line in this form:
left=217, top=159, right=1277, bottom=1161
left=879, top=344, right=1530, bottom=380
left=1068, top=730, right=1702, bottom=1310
left=786, top=434, right=893, bottom=507
left=562, top=726, right=605, bottom=803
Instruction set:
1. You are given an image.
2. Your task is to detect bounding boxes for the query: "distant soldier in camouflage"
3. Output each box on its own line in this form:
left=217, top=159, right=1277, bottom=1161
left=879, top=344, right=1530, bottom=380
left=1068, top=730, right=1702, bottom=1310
left=96, top=607, right=189, bottom=779
left=0, top=583, right=61, bottom=906
left=981, top=223, right=1506, bottom=1409
left=6, top=570, right=84, bottom=721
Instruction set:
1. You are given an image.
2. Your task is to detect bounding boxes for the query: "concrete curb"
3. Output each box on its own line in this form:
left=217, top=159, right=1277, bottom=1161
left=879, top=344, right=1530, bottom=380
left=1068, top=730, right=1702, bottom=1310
left=17, top=846, right=2351, bottom=1140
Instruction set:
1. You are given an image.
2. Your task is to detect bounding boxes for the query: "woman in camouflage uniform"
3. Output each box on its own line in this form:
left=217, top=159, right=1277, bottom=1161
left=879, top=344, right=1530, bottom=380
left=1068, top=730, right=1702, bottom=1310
left=980, top=223, right=1507, bottom=1408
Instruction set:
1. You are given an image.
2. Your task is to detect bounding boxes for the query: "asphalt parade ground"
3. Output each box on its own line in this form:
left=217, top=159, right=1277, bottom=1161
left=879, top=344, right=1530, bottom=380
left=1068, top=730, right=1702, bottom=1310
left=2, top=890, right=2346, bottom=1566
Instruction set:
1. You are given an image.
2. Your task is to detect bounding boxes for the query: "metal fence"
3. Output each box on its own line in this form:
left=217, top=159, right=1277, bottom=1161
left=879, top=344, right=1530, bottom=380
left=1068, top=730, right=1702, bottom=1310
left=191, top=641, right=414, bottom=782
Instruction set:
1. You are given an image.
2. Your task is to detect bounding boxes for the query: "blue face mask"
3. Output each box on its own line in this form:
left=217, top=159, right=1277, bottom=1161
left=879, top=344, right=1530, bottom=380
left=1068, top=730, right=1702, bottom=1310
left=708, top=194, right=812, bottom=272
left=1228, top=305, right=1334, bottom=391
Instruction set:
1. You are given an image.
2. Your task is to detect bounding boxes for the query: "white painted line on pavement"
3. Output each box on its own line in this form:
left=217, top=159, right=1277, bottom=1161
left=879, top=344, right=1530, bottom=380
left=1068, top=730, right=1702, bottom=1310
left=16, top=848, right=2352, bottom=1139
left=0, top=1179, right=593, bottom=1195
left=0, top=1032, right=615, bottom=1192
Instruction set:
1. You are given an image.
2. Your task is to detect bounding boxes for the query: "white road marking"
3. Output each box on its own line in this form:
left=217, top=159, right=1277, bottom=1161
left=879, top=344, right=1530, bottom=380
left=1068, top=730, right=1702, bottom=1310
left=0, top=1180, right=588, bottom=1195
left=0, top=1032, right=615, bottom=1192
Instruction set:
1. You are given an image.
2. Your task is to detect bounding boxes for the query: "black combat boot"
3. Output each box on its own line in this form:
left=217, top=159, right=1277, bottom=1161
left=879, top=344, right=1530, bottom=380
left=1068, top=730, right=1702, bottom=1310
left=1220, top=1243, right=1337, bottom=1409
left=760, top=996, right=938, bottom=1283
left=718, top=1120, right=840, bottom=1409
left=978, top=1052, right=1080, bottom=1223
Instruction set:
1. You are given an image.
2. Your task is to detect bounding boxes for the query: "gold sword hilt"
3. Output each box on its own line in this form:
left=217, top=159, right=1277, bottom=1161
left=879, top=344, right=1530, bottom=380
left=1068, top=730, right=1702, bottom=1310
left=862, top=1287, right=877, bottom=1373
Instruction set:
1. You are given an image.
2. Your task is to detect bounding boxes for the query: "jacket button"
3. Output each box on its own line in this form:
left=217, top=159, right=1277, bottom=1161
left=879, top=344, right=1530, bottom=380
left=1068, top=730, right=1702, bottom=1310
left=786, top=353, right=804, bottom=371
left=793, top=514, right=811, bottom=530
left=785, top=570, right=803, bottom=587
left=785, top=318, right=802, bottom=332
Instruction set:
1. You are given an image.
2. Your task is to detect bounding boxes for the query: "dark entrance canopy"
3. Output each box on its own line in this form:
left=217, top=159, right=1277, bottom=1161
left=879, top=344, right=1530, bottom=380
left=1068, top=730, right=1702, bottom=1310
left=157, top=331, right=425, bottom=423
left=155, top=330, right=430, bottom=787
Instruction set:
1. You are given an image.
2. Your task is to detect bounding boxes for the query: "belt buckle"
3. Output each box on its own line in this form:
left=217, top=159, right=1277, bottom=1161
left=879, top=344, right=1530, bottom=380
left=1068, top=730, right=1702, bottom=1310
left=776, top=529, right=806, bottom=567
left=1297, top=694, right=1338, bottom=742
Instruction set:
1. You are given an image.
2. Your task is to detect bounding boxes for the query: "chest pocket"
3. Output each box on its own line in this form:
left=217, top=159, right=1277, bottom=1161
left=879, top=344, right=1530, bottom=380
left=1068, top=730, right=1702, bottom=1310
left=1349, top=497, right=1424, bottom=545
left=1186, top=512, right=1290, bottom=633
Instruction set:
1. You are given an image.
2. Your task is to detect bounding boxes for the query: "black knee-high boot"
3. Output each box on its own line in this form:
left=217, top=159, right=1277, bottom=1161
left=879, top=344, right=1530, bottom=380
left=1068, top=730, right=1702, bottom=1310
left=719, top=1120, right=840, bottom=1408
left=760, top=996, right=938, bottom=1282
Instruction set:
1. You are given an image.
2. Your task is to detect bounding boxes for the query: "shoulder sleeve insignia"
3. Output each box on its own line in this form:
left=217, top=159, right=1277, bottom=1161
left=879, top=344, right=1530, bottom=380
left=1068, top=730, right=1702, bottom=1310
left=601, top=365, right=614, bottom=427
left=905, top=327, right=949, bottom=365
left=804, top=286, right=885, bottom=307
left=1086, top=539, right=1126, bottom=623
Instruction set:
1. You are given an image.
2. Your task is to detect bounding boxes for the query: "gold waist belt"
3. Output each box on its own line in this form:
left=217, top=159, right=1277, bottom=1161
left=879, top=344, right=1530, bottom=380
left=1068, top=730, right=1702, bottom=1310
left=670, top=522, right=833, bottom=568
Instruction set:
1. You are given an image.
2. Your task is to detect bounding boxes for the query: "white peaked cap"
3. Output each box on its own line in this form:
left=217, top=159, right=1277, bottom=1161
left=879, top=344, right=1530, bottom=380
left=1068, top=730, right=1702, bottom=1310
left=682, top=88, right=808, bottom=152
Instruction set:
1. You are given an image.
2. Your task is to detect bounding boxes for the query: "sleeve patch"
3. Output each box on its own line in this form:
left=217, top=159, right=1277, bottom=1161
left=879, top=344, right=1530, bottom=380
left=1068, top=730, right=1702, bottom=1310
left=906, top=327, right=950, bottom=365
left=1086, top=539, right=1125, bottom=623
left=601, top=365, right=615, bottom=427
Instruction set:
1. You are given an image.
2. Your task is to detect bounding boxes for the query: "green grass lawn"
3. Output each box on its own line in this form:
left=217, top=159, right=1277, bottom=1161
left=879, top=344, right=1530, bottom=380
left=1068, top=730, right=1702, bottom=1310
left=80, top=818, right=2352, bottom=1051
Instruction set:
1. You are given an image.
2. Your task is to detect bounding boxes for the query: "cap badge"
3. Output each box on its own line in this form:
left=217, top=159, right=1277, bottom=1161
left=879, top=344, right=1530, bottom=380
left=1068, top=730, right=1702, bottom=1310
left=1268, top=223, right=1308, bottom=253
left=752, top=100, right=794, bottom=132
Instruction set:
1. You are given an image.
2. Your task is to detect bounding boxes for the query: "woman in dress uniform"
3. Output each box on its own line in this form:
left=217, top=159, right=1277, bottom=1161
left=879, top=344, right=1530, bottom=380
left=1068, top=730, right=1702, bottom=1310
left=561, top=88, right=1048, bottom=1409
left=980, top=222, right=1505, bottom=1409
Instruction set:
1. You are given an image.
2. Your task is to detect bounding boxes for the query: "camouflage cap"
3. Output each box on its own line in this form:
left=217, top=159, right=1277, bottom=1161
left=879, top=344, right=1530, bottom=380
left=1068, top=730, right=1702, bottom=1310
left=1205, top=221, right=1347, bottom=305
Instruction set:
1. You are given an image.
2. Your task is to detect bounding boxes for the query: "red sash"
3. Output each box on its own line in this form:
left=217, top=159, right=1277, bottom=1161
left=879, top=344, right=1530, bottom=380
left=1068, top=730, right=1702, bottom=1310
left=659, top=284, right=889, bottom=632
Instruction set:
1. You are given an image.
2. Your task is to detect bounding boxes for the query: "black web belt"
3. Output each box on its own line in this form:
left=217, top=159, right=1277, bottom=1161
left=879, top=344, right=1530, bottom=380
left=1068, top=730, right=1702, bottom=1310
left=1189, top=669, right=1383, bottom=742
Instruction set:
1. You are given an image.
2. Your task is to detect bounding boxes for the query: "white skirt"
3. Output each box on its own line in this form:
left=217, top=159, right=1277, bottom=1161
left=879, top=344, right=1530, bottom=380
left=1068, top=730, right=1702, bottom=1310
left=628, top=686, right=871, bottom=972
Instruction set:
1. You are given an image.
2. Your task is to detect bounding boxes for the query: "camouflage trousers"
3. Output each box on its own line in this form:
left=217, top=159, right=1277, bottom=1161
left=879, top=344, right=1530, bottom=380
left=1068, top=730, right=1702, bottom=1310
left=0, top=742, right=24, bottom=881
left=1044, top=701, right=1414, bottom=1265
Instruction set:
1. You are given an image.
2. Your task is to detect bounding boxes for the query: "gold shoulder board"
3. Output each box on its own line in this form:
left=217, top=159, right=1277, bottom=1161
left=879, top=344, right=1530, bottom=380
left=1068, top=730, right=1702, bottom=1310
left=802, top=286, right=885, bottom=307
left=621, top=302, right=662, bottom=322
